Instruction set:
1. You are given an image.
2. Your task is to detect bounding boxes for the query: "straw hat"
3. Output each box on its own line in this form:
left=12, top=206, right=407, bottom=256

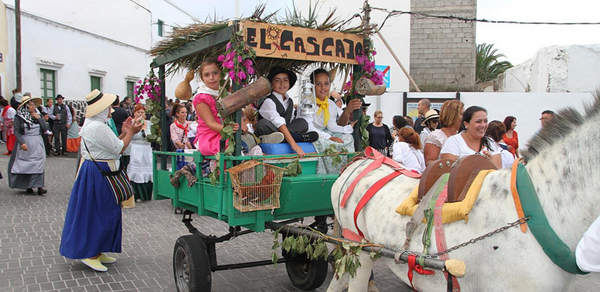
left=85, top=89, right=117, bottom=118
left=17, top=96, right=43, bottom=109
left=420, top=110, right=440, bottom=126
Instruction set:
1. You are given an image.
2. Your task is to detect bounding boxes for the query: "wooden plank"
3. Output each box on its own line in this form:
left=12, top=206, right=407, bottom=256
left=240, top=20, right=364, bottom=64
left=151, top=25, right=235, bottom=67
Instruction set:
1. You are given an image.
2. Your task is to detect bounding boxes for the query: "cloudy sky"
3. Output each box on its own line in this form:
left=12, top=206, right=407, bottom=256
left=172, top=0, right=600, bottom=65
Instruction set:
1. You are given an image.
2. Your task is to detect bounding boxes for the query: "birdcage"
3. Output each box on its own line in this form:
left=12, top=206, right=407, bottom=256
left=227, top=160, right=285, bottom=212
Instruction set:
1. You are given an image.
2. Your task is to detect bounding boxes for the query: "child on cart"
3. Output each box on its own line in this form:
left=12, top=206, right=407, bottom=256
left=254, top=66, right=318, bottom=157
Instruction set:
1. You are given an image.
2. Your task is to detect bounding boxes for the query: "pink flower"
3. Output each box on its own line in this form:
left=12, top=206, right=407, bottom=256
left=247, top=66, right=255, bottom=75
left=238, top=71, right=247, bottom=80
left=224, top=60, right=234, bottom=70
left=228, top=71, right=236, bottom=79
left=237, top=55, right=242, bottom=63
left=226, top=42, right=233, bottom=50
left=217, top=55, right=225, bottom=62
left=148, top=93, right=154, bottom=100
left=372, top=50, right=377, bottom=56
left=226, top=51, right=235, bottom=60
left=243, top=59, right=253, bottom=68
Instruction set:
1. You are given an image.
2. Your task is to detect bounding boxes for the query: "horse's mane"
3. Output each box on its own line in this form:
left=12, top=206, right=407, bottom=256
left=522, top=92, right=600, bottom=161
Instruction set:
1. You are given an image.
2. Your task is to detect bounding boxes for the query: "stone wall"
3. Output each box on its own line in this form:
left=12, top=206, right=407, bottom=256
left=410, top=0, right=477, bottom=90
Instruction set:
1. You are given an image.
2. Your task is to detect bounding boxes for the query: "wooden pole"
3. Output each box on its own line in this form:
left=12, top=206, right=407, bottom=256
left=376, top=30, right=421, bottom=92
left=159, top=65, right=167, bottom=168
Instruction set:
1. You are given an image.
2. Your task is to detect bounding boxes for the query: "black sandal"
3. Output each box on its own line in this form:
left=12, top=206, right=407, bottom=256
left=37, top=188, right=47, bottom=196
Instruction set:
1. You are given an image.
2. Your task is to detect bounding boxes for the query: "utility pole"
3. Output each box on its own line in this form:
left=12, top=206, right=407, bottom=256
left=15, top=0, right=21, bottom=90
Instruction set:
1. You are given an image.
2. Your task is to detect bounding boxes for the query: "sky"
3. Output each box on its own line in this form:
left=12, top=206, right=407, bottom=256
left=171, top=0, right=600, bottom=66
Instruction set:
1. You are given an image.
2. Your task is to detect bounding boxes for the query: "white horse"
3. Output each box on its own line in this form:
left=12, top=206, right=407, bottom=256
left=327, top=97, right=600, bottom=292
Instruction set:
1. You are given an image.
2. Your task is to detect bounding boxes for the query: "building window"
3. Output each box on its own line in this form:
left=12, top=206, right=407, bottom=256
left=126, top=81, right=134, bottom=98
left=157, top=19, right=164, bottom=37
left=91, top=76, right=102, bottom=91
left=40, top=69, right=55, bottom=100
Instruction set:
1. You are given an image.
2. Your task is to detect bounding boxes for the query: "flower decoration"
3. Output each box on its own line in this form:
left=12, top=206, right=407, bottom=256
left=356, top=50, right=384, bottom=86
left=218, top=39, right=256, bottom=87
left=133, top=68, right=163, bottom=144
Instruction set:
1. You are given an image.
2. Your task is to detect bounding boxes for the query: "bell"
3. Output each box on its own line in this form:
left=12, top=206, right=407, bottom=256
left=299, top=81, right=316, bottom=115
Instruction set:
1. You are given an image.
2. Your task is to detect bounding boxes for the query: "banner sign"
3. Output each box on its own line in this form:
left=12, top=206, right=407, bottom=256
left=241, top=21, right=364, bottom=64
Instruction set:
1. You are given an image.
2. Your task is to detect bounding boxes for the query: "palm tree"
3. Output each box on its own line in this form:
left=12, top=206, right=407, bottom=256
left=476, top=43, right=513, bottom=83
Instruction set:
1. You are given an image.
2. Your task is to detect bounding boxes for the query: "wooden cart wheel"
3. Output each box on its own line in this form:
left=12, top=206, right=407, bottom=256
left=283, top=249, right=328, bottom=290
left=173, top=235, right=212, bottom=292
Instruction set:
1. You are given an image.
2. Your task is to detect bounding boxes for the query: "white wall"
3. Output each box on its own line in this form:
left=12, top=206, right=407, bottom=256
left=486, top=44, right=600, bottom=93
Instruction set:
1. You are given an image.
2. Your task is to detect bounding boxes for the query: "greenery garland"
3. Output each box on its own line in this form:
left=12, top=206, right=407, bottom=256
left=134, top=68, right=163, bottom=144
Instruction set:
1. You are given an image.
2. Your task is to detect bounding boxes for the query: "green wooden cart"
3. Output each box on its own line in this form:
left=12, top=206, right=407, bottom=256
left=149, top=15, right=370, bottom=291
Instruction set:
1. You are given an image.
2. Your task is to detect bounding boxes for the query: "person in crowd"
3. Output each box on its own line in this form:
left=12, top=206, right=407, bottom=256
left=423, top=100, right=464, bottom=165
left=1, top=99, right=16, bottom=155
left=390, top=115, right=408, bottom=140
left=302, top=68, right=356, bottom=173
left=10, top=88, right=22, bottom=109
left=392, top=126, right=425, bottom=174
left=192, top=58, right=240, bottom=156
left=110, top=97, right=129, bottom=135
left=540, top=110, right=555, bottom=128
left=8, top=95, right=48, bottom=195
left=242, top=106, right=257, bottom=134
left=66, top=106, right=81, bottom=153
left=403, top=116, right=414, bottom=129
left=48, top=94, right=72, bottom=156
left=413, top=98, right=431, bottom=134
left=43, top=98, right=54, bottom=152
left=502, top=116, right=519, bottom=158
left=185, top=102, right=195, bottom=121
left=60, top=89, right=143, bottom=272
left=576, top=214, right=600, bottom=273
left=120, top=96, right=134, bottom=116
left=366, top=110, right=393, bottom=156
left=486, top=120, right=515, bottom=168
left=440, top=106, right=501, bottom=168
left=127, top=104, right=153, bottom=203
left=239, top=111, right=263, bottom=156
left=255, top=66, right=317, bottom=157
left=41, top=112, right=52, bottom=156
left=419, top=110, right=440, bottom=148
left=170, top=103, right=192, bottom=150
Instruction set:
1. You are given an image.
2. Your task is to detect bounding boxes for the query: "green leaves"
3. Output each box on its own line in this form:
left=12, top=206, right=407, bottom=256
left=271, top=229, right=328, bottom=266
left=323, top=144, right=349, bottom=166
left=476, top=43, right=513, bottom=83
left=334, top=242, right=362, bottom=279
left=284, top=159, right=302, bottom=177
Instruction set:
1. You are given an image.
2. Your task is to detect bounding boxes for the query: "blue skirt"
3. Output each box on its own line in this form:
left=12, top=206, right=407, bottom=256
left=60, top=160, right=122, bottom=259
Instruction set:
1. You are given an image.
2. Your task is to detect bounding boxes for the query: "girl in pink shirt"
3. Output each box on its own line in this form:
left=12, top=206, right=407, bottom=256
left=192, top=59, right=238, bottom=155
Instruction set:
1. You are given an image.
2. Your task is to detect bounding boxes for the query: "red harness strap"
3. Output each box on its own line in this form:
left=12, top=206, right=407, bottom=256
left=353, top=171, right=402, bottom=237
left=407, top=254, right=435, bottom=292
left=433, top=185, right=461, bottom=291
left=340, top=147, right=420, bottom=208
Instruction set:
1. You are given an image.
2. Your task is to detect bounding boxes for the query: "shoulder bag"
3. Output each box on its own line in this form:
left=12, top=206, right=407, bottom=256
left=83, top=139, right=134, bottom=205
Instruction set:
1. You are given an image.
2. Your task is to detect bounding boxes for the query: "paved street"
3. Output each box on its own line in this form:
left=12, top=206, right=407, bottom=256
left=0, top=146, right=599, bottom=292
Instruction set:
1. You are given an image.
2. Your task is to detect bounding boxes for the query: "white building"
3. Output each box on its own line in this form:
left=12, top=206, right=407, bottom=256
left=0, top=0, right=200, bottom=102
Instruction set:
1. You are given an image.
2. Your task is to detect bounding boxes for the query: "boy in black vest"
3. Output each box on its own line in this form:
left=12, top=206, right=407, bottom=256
left=255, top=66, right=317, bottom=156
left=49, top=94, right=72, bottom=156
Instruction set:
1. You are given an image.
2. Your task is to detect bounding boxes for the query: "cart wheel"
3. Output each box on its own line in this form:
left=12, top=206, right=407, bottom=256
left=284, top=250, right=328, bottom=290
left=173, top=235, right=211, bottom=292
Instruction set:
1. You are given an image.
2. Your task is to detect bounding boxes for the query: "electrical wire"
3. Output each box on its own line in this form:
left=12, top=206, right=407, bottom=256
left=370, top=6, right=600, bottom=31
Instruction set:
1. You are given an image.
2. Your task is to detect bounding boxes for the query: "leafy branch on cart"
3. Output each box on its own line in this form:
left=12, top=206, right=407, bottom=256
left=134, top=68, right=163, bottom=144
left=271, top=226, right=382, bottom=278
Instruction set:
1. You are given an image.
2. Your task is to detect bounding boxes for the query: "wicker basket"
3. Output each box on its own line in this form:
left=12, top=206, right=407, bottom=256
left=227, top=160, right=285, bottom=212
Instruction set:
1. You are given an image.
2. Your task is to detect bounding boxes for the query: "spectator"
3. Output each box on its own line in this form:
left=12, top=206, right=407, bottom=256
left=60, top=89, right=143, bottom=272
left=413, top=98, right=431, bottom=134
left=66, top=106, right=81, bottom=153
left=440, top=106, right=501, bottom=168
left=366, top=110, right=393, bottom=156
left=502, top=116, right=519, bottom=158
left=120, top=96, right=134, bottom=116
left=419, top=110, right=440, bottom=149
left=404, top=116, right=414, bottom=129
left=10, top=88, right=22, bottom=109
left=48, top=94, right=72, bottom=156
left=486, top=120, right=515, bottom=168
left=540, top=110, right=555, bottom=128
left=8, top=96, right=48, bottom=195
left=576, top=214, right=600, bottom=272
left=1, top=98, right=16, bottom=155
left=392, top=126, right=425, bottom=174
left=423, top=100, right=464, bottom=165
left=110, top=97, right=129, bottom=135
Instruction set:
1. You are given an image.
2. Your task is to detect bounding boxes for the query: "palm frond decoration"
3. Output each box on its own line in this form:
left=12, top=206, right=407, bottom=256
left=476, top=43, right=513, bottom=83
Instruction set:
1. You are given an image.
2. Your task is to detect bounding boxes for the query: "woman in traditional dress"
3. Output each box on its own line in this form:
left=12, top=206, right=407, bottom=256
left=60, top=89, right=143, bottom=272
left=169, top=103, right=192, bottom=150
left=66, top=106, right=81, bottom=153
left=304, top=68, right=359, bottom=174
left=8, top=96, right=48, bottom=195
left=127, top=104, right=153, bottom=202
left=1, top=98, right=16, bottom=155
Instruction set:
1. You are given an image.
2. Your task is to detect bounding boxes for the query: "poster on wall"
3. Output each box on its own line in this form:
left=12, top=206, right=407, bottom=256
left=403, top=93, right=460, bottom=119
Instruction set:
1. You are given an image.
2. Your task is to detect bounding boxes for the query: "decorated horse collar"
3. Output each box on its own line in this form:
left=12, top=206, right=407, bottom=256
left=510, top=160, right=588, bottom=275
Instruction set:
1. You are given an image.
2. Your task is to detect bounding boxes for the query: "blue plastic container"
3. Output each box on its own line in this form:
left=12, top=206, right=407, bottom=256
left=259, top=142, right=316, bottom=155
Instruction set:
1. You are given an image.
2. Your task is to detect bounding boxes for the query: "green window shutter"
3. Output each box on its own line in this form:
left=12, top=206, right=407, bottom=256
left=91, top=76, right=101, bottom=91
left=40, top=69, right=56, bottom=101
left=126, top=81, right=134, bottom=98
left=158, top=19, right=164, bottom=37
